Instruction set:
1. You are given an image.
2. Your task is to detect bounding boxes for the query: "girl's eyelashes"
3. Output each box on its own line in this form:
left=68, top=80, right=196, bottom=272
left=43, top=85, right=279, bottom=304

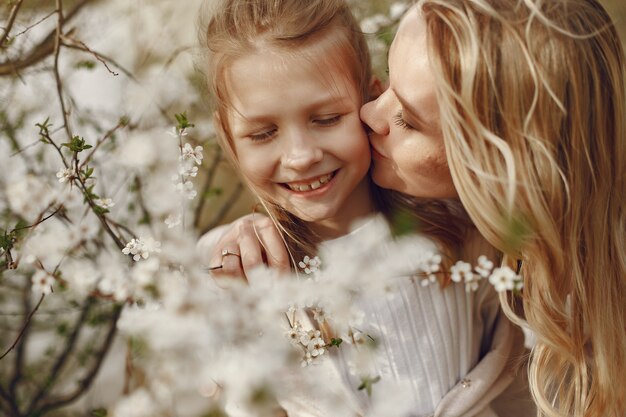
left=248, top=128, right=277, bottom=142
left=313, top=114, right=342, bottom=126
left=245, top=114, right=342, bottom=141
left=393, top=110, right=415, bottom=130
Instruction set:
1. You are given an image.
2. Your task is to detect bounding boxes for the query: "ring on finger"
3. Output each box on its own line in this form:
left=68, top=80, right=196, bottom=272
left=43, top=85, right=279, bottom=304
left=221, top=249, right=241, bottom=260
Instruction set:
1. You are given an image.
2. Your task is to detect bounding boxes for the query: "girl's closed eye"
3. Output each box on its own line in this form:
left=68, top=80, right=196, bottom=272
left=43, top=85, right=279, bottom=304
left=393, top=110, right=415, bottom=130
left=248, top=127, right=277, bottom=142
left=313, top=114, right=342, bottom=126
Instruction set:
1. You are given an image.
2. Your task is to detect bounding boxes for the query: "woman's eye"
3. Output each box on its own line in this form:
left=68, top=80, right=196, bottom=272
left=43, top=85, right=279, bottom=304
left=314, top=115, right=341, bottom=126
left=249, top=128, right=276, bottom=142
left=393, top=110, right=415, bottom=130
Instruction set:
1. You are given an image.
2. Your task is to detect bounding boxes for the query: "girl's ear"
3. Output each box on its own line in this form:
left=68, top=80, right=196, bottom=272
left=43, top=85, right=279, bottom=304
left=368, top=76, right=385, bottom=100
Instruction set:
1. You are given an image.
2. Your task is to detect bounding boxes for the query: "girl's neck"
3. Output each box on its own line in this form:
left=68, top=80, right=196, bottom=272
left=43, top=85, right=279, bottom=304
left=307, top=179, right=377, bottom=240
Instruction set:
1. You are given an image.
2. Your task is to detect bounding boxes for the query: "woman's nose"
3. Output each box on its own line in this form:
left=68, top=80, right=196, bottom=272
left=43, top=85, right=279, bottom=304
left=360, top=93, right=390, bottom=136
left=281, top=133, right=323, bottom=171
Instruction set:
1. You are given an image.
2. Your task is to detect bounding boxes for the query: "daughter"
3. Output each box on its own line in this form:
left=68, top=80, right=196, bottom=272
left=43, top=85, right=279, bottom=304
left=199, top=0, right=532, bottom=416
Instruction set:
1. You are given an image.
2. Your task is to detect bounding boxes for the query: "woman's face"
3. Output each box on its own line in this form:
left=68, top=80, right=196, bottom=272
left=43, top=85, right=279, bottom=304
left=360, top=7, right=457, bottom=198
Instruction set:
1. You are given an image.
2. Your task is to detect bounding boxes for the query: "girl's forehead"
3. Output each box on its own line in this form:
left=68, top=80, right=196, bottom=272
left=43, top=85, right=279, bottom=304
left=226, top=36, right=359, bottom=98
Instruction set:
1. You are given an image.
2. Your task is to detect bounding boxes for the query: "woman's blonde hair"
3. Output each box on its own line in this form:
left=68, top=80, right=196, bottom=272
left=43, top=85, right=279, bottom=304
left=419, top=0, right=626, bottom=415
left=200, top=0, right=470, bottom=265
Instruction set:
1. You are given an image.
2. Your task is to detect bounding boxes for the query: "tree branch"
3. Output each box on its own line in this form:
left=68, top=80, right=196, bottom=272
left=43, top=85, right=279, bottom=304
left=38, top=303, right=123, bottom=414
left=0, top=293, right=45, bottom=361
left=26, top=296, right=95, bottom=414
left=53, top=0, right=72, bottom=140
left=0, top=0, right=95, bottom=76
left=0, top=0, right=26, bottom=49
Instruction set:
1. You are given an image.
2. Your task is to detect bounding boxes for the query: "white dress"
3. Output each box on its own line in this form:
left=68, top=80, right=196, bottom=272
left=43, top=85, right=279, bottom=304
left=197, top=216, right=534, bottom=417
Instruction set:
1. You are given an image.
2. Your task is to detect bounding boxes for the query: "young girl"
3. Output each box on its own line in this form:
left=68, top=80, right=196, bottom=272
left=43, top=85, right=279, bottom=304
left=198, top=0, right=533, bottom=416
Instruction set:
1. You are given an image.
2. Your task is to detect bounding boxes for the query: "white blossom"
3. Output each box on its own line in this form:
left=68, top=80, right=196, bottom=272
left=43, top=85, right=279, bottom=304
left=298, top=255, right=321, bottom=275
left=180, top=143, right=203, bottom=165
left=475, top=255, right=494, bottom=278
left=179, top=164, right=198, bottom=179
left=122, top=237, right=162, bottom=261
left=112, top=388, right=157, bottom=417
left=175, top=180, right=197, bottom=200
left=56, top=167, right=76, bottom=183
left=31, top=270, right=55, bottom=295
left=93, top=197, right=115, bottom=209
left=489, top=266, right=522, bottom=292
left=450, top=261, right=473, bottom=283
left=360, top=14, right=390, bottom=34
left=168, top=126, right=188, bottom=138
left=389, top=2, right=410, bottom=20
left=164, top=213, right=182, bottom=228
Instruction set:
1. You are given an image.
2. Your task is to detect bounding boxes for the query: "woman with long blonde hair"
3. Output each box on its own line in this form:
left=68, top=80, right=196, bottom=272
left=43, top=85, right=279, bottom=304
left=361, top=0, right=626, bottom=415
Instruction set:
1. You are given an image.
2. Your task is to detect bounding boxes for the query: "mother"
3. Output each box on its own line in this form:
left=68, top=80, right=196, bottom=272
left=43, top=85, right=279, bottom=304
left=205, top=0, right=626, bottom=415
left=360, top=1, right=625, bottom=416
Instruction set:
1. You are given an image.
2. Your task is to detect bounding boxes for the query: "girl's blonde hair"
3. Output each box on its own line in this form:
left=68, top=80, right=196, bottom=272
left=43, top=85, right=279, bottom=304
left=200, top=0, right=469, bottom=264
left=419, top=0, right=626, bottom=415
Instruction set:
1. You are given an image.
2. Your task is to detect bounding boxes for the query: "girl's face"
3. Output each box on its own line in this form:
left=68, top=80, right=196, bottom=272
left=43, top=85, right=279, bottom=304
left=360, top=7, right=457, bottom=198
left=224, top=38, right=373, bottom=237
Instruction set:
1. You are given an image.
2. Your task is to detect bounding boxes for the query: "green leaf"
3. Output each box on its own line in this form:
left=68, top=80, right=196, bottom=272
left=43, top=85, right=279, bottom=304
left=0, top=230, right=13, bottom=251
left=62, top=135, right=92, bottom=153
left=119, top=115, right=130, bottom=127
left=203, top=187, right=223, bottom=199
left=93, top=206, right=109, bottom=216
left=357, top=375, right=381, bottom=397
left=75, top=60, right=96, bottom=70
left=330, top=338, right=343, bottom=347
left=36, top=117, right=52, bottom=139
left=91, top=408, right=108, bottom=417
left=174, top=111, right=195, bottom=131
left=389, top=208, right=421, bottom=237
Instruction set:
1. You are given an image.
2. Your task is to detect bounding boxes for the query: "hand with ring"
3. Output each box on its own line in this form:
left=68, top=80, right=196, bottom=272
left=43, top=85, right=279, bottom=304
left=200, top=213, right=290, bottom=281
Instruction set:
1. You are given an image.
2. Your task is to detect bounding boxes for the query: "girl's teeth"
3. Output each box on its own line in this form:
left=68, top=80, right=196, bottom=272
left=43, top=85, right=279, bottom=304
left=288, top=173, right=332, bottom=191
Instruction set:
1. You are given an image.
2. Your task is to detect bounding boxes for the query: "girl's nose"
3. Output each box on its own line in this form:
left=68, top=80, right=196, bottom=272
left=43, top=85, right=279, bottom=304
left=281, top=133, right=323, bottom=171
left=360, top=93, right=390, bottom=136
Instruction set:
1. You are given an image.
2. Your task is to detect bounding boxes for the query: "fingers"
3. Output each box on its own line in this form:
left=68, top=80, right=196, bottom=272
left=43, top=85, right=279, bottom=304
left=253, top=217, right=290, bottom=271
left=208, top=214, right=291, bottom=282
left=210, top=244, right=245, bottom=280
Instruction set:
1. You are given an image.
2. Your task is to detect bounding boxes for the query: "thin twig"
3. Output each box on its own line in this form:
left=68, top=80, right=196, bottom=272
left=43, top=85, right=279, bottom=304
left=60, top=35, right=124, bottom=77
left=79, top=120, right=127, bottom=169
left=13, top=206, right=63, bottom=233
left=0, top=382, right=19, bottom=417
left=61, top=42, right=137, bottom=80
left=8, top=283, right=37, bottom=402
left=0, top=0, right=26, bottom=48
left=0, top=0, right=96, bottom=76
left=53, top=0, right=72, bottom=140
left=193, top=146, right=222, bottom=228
left=11, top=10, right=57, bottom=40
left=0, top=294, right=45, bottom=361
